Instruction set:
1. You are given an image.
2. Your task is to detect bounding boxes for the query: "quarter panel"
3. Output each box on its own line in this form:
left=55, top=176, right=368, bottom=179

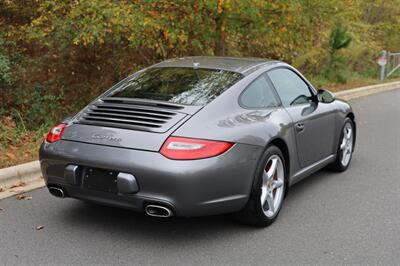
left=173, top=67, right=293, bottom=146
left=173, top=66, right=301, bottom=180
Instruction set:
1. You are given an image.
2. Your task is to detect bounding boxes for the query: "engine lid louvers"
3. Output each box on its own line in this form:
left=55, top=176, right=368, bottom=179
left=75, top=99, right=187, bottom=133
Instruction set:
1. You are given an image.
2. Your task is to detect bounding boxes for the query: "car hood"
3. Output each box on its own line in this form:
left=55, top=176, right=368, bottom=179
left=61, top=98, right=202, bottom=151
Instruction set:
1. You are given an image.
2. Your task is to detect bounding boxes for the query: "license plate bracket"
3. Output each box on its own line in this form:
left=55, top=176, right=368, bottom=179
left=83, top=167, right=118, bottom=193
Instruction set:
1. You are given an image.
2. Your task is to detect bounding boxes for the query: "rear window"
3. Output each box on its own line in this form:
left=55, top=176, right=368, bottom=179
left=108, top=67, right=244, bottom=105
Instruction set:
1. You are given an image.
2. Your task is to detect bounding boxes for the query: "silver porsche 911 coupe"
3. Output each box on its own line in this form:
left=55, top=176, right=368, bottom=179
left=40, top=56, right=355, bottom=227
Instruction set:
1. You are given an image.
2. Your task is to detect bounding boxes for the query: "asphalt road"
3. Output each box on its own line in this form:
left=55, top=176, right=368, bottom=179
left=1, top=89, right=399, bottom=265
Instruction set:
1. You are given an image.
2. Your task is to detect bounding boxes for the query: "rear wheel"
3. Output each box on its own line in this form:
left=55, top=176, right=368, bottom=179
left=234, top=145, right=286, bottom=227
left=329, top=118, right=354, bottom=172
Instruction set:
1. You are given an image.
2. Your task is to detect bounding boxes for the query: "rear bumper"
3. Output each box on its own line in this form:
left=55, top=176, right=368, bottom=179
left=39, top=140, right=262, bottom=217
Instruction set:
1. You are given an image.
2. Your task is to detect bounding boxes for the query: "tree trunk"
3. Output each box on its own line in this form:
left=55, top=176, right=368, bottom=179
left=214, top=4, right=226, bottom=56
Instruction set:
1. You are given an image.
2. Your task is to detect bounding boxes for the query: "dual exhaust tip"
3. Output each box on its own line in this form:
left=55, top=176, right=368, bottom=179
left=49, top=187, right=65, bottom=198
left=48, top=187, right=173, bottom=218
left=145, top=204, right=173, bottom=218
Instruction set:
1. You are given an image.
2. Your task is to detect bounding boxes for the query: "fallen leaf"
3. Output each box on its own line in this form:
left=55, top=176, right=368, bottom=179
left=0, top=207, right=4, bottom=211
left=36, top=225, right=44, bottom=230
left=15, top=194, right=31, bottom=200
left=15, top=194, right=25, bottom=200
left=9, top=181, right=26, bottom=189
left=0, top=186, right=4, bottom=192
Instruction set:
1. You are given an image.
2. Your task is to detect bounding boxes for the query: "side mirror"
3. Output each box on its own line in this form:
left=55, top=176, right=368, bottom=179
left=317, top=89, right=335, bottom=103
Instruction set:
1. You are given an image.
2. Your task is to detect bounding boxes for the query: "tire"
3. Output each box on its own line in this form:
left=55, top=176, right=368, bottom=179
left=328, top=118, right=355, bottom=172
left=234, top=145, right=286, bottom=227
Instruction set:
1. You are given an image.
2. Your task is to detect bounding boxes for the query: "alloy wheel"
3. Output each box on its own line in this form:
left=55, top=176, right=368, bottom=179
left=260, top=155, right=285, bottom=218
left=340, top=122, right=353, bottom=167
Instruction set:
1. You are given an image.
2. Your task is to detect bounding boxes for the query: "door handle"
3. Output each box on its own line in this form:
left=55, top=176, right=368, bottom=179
left=295, top=122, right=305, bottom=132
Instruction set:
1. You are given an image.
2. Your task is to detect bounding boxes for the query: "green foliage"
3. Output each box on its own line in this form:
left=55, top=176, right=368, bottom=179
left=0, top=36, right=12, bottom=87
left=325, top=24, right=353, bottom=83
left=9, top=85, right=64, bottom=130
left=0, top=54, right=11, bottom=86
left=329, top=24, right=352, bottom=53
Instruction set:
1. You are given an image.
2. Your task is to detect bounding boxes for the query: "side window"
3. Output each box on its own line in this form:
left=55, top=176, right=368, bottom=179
left=240, top=75, right=280, bottom=108
left=268, top=68, right=312, bottom=107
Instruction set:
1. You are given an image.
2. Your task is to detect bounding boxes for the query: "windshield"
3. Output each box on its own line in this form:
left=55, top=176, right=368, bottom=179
left=108, top=67, right=244, bottom=105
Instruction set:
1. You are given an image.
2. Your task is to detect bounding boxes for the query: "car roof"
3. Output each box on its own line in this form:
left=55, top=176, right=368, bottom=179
left=152, top=56, right=280, bottom=75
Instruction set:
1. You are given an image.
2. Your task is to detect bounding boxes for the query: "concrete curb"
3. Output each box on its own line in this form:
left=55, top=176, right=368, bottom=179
left=0, top=160, right=43, bottom=199
left=0, top=80, right=399, bottom=199
left=335, top=80, right=400, bottom=100
left=0, top=161, right=41, bottom=187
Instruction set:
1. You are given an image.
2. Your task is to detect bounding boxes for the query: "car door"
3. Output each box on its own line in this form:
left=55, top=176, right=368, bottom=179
left=267, top=67, right=336, bottom=168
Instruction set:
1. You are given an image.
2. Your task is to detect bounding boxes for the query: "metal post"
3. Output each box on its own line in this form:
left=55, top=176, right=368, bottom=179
left=379, top=50, right=387, bottom=80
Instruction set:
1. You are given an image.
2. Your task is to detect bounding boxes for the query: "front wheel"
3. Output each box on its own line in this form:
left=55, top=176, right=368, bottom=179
left=234, top=145, right=286, bottom=227
left=329, top=118, right=355, bottom=172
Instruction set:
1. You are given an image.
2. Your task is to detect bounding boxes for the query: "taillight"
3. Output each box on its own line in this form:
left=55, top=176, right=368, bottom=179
left=160, top=136, right=233, bottom=160
left=46, top=123, right=67, bottom=143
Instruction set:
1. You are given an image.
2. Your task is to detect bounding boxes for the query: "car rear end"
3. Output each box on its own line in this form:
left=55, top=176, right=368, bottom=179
left=39, top=65, right=262, bottom=217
